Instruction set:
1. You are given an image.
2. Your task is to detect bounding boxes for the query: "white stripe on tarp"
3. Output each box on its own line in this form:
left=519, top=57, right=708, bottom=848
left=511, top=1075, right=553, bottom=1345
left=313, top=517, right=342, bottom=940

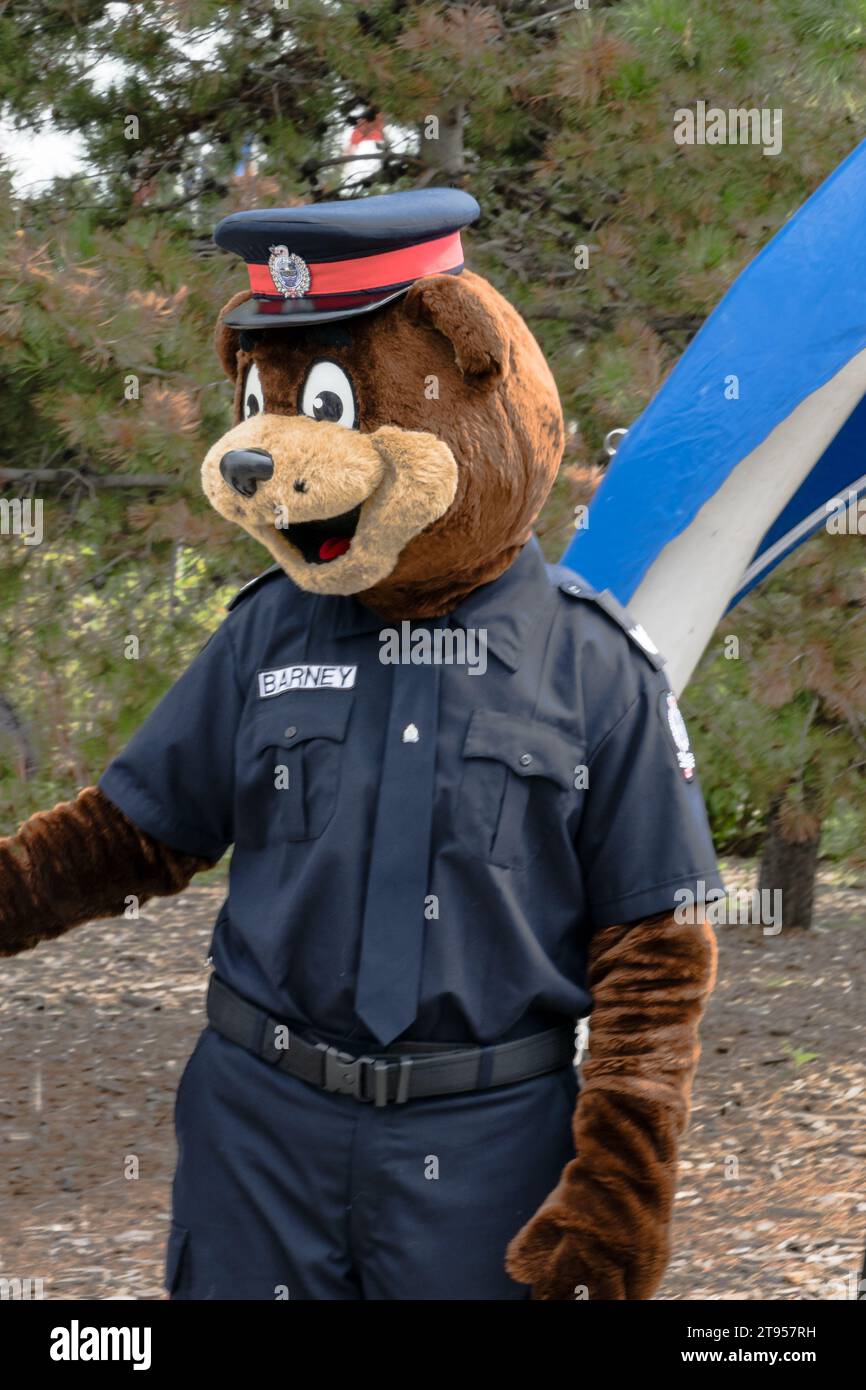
left=738, top=468, right=866, bottom=590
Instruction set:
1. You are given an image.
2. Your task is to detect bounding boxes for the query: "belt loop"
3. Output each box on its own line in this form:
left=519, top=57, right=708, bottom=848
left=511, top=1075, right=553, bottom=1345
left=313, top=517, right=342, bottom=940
left=372, top=1060, right=389, bottom=1107
left=475, top=1045, right=494, bottom=1090
left=395, top=1056, right=413, bottom=1104
left=260, top=1014, right=285, bottom=1065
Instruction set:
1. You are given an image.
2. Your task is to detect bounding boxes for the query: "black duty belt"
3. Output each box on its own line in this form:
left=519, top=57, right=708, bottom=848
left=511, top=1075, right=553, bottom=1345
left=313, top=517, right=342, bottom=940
left=206, top=975, right=576, bottom=1108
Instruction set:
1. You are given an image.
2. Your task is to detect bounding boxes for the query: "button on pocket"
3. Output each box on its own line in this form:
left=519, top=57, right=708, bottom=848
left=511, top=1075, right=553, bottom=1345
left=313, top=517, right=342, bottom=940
left=457, top=710, right=583, bottom=869
left=235, top=692, right=353, bottom=846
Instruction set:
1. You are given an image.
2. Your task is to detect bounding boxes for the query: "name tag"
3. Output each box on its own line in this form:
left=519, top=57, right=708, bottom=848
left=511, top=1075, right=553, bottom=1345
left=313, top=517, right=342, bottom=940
left=257, top=664, right=358, bottom=698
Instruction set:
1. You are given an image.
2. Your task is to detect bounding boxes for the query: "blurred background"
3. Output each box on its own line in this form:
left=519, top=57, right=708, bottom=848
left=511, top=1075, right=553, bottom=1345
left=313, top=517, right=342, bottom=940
left=0, top=0, right=864, bottom=1299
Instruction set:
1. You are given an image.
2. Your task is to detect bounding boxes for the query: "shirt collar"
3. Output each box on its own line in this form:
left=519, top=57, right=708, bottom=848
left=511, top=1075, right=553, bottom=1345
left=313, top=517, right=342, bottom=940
left=323, top=537, right=554, bottom=673
left=324, top=592, right=388, bottom=642
left=450, top=538, right=554, bottom=672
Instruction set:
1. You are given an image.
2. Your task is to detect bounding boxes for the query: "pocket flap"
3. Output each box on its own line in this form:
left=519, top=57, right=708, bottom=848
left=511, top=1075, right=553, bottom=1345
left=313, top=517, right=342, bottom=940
left=462, top=710, right=582, bottom=790
left=249, top=691, right=353, bottom=753
left=165, top=1221, right=190, bottom=1296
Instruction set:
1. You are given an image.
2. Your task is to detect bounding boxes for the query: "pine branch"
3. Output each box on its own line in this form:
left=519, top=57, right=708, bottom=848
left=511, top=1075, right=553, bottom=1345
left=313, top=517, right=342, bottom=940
left=0, top=469, right=174, bottom=489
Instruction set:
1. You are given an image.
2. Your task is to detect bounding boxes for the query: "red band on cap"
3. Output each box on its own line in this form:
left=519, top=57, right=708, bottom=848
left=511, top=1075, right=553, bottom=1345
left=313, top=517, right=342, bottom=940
left=248, top=230, right=463, bottom=298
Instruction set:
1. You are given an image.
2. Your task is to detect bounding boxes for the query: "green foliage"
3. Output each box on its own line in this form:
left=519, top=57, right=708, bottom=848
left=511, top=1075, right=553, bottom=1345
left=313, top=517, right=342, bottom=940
left=0, top=0, right=864, bottom=849
left=782, top=1042, right=820, bottom=1068
left=687, top=530, right=866, bottom=857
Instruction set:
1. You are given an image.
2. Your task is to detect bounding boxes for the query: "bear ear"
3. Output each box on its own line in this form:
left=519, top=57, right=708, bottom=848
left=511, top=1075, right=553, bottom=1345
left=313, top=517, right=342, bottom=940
left=403, top=273, right=508, bottom=378
left=213, top=291, right=252, bottom=381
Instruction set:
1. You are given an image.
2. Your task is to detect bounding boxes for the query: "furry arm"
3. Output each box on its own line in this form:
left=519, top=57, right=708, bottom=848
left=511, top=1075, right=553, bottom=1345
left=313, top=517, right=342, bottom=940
left=0, top=787, right=214, bottom=956
left=505, top=912, right=717, bottom=1300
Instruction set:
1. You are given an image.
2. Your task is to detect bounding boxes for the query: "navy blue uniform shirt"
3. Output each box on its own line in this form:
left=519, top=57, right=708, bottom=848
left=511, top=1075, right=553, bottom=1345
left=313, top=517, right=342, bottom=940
left=100, top=539, right=722, bottom=1045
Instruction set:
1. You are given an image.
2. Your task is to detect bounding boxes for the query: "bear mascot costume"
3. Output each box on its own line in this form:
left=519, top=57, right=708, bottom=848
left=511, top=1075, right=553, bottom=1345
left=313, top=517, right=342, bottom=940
left=0, top=189, right=720, bottom=1301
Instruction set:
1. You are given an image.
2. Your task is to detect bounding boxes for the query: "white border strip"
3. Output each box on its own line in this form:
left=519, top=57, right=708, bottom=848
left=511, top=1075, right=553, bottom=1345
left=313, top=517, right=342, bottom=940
left=738, top=468, right=866, bottom=590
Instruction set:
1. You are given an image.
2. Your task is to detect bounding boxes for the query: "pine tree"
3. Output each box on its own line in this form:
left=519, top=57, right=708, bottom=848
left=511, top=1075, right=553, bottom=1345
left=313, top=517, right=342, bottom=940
left=688, top=524, right=866, bottom=926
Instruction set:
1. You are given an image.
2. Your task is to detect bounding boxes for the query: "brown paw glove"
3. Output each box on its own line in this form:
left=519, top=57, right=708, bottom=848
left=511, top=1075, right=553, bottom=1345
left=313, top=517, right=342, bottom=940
left=505, top=912, right=717, bottom=1300
left=0, top=787, right=214, bottom=956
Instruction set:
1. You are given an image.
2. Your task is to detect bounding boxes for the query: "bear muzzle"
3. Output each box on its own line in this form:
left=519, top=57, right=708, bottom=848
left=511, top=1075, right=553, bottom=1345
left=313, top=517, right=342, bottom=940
left=201, top=413, right=458, bottom=594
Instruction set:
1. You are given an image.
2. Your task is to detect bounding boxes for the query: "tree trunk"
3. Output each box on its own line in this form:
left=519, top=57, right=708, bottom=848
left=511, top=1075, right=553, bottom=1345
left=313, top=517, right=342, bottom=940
left=758, top=803, right=822, bottom=929
left=0, top=694, right=37, bottom=781
left=419, top=103, right=465, bottom=180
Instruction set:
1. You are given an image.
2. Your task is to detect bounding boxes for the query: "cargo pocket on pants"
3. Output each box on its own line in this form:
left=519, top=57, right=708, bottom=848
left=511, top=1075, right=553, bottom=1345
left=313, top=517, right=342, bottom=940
left=165, top=1221, right=191, bottom=1298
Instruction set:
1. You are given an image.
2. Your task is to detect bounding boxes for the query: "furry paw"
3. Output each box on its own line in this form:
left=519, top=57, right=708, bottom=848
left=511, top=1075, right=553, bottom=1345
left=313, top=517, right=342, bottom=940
left=505, top=1197, right=669, bottom=1301
left=505, top=1207, right=624, bottom=1300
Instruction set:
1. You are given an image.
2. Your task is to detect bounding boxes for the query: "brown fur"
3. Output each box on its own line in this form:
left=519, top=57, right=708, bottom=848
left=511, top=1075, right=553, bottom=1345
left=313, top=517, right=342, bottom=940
left=0, top=788, right=212, bottom=956
left=505, top=913, right=718, bottom=1299
left=209, top=271, right=565, bottom=619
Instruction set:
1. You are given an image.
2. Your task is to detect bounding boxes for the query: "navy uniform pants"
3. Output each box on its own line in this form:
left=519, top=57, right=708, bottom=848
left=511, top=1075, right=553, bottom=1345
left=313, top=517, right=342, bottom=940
left=166, top=1027, right=578, bottom=1300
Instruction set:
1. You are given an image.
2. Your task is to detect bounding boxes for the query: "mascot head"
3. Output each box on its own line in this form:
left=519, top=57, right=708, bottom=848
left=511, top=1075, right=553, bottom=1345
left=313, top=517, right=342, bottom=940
left=202, top=190, right=565, bottom=619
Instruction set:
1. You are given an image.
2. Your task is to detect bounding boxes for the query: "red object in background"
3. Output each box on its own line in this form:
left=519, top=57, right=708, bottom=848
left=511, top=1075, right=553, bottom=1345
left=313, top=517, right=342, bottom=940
left=349, top=115, right=384, bottom=146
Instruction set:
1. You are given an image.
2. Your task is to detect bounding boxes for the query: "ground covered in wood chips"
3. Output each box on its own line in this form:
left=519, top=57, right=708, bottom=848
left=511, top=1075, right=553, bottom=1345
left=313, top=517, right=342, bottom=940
left=0, top=860, right=863, bottom=1301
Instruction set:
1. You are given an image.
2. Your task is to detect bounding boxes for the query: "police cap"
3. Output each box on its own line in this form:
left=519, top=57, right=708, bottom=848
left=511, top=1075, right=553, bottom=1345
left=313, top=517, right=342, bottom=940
left=214, top=187, right=480, bottom=329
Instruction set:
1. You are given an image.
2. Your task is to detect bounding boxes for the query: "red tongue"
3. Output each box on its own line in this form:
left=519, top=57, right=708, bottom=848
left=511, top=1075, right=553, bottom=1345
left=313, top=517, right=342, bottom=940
left=319, top=536, right=351, bottom=561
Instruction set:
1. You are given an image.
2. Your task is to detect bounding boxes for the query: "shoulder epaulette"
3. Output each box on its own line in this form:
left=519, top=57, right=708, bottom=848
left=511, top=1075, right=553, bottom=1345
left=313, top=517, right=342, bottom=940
left=226, top=564, right=287, bottom=611
left=550, top=564, right=667, bottom=672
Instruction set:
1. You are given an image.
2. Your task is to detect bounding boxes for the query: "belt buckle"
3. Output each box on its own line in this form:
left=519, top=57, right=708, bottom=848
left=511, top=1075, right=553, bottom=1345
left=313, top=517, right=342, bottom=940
left=321, top=1045, right=375, bottom=1102
left=319, top=1045, right=413, bottom=1106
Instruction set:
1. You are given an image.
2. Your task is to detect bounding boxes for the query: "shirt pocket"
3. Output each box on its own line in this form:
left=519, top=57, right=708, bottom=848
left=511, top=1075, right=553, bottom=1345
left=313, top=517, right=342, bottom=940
left=456, top=709, right=583, bottom=869
left=235, top=692, right=353, bottom=846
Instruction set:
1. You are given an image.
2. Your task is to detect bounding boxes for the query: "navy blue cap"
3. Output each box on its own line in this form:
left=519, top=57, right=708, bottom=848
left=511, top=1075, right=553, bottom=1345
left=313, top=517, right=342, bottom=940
left=214, top=188, right=480, bottom=328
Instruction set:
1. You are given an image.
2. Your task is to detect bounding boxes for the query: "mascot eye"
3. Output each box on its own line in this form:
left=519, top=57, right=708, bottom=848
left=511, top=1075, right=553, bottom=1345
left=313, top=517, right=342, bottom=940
left=300, top=360, right=357, bottom=429
left=242, top=363, right=265, bottom=419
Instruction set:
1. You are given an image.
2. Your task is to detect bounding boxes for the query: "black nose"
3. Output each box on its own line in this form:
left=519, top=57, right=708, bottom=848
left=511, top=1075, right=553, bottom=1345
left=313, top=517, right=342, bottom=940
left=220, top=448, right=274, bottom=498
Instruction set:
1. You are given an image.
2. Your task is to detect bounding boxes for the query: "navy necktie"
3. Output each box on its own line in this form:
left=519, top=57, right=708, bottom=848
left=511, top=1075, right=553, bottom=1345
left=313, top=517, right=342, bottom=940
left=355, top=625, right=442, bottom=1045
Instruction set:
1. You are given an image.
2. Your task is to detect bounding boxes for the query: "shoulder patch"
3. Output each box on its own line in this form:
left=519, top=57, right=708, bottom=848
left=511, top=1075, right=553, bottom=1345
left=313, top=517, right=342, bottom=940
left=226, top=564, right=287, bottom=611
left=659, top=688, right=696, bottom=780
left=554, top=569, right=667, bottom=671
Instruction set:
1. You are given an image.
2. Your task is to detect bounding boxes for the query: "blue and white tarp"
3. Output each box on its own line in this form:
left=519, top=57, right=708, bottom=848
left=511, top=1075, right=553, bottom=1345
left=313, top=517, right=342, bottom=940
left=562, top=138, right=866, bottom=691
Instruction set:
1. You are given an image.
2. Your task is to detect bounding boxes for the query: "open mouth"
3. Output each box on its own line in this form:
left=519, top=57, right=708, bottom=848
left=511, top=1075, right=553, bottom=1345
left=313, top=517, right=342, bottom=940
left=282, top=504, right=362, bottom=564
